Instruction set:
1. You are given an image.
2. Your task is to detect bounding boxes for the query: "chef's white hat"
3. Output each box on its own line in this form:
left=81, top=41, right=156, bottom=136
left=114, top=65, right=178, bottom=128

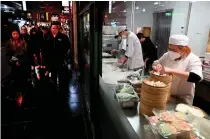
left=169, top=34, right=189, bottom=46
left=118, top=26, right=127, bottom=33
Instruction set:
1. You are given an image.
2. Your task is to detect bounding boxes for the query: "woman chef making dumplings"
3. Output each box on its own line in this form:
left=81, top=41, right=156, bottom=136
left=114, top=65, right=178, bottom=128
left=153, top=35, right=203, bottom=105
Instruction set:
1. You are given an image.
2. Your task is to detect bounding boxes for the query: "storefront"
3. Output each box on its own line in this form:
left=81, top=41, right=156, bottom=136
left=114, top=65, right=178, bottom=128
left=76, top=1, right=210, bottom=139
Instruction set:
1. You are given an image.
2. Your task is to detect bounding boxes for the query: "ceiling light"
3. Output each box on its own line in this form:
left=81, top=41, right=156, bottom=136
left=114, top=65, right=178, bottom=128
left=142, top=8, right=146, bottom=12
left=124, top=10, right=126, bottom=12
left=154, top=2, right=159, bottom=5
left=136, top=6, right=139, bottom=10
left=4, top=5, right=8, bottom=9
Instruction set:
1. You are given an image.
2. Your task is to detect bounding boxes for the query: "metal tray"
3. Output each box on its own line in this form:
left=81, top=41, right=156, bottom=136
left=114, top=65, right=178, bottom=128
left=114, top=84, right=139, bottom=109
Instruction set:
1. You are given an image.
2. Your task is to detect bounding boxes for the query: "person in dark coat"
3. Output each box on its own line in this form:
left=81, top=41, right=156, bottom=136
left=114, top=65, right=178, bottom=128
left=5, top=29, right=30, bottom=92
left=137, top=33, right=157, bottom=74
left=20, top=26, right=30, bottom=44
left=42, top=24, right=70, bottom=89
left=28, top=28, right=42, bottom=65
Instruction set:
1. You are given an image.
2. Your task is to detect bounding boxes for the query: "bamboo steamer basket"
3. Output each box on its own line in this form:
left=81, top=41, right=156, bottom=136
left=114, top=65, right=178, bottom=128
left=141, top=90, right=167, bottom=101
left=140, top=78, right=168, bottom=116
left=150, top=72, right=173, bottom=83
left=140, top=101, right=166, bottom=116
left=141, top=92, right=166, bottom=108
left=150, top=72, right=173, bottom=102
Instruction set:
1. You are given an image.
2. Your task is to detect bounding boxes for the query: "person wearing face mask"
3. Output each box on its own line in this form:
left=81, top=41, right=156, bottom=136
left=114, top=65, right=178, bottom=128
left=152, top=34, right=203, bottom=105
left=117, top=27, right=144, bottom=70
left=111, top=33, right=127, bottom=57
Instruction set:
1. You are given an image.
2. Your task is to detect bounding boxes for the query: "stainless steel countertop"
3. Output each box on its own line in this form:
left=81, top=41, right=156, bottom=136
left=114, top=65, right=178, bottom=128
left=122, top=103, right=176, bottom=139
left=105, top=83, right=177, bottom=139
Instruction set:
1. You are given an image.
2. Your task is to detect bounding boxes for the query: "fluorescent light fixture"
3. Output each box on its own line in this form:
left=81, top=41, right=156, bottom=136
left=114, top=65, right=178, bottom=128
left=154, top=2, right=159, bottom=5
left=109, top=1, right=112, bottom=13
left=136, top=6, right=139, bottom=10
left=142, top=8, right=146, bottom=12
left=62, top=1, right=69, bottom=6
left=22, top=1, right=27, bottom=11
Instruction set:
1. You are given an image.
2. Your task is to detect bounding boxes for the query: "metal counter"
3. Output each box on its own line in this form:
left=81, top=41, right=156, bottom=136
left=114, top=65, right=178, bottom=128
left=104, top=83, right=177, bottom=139
left=122, top=103, right=176, bottom=139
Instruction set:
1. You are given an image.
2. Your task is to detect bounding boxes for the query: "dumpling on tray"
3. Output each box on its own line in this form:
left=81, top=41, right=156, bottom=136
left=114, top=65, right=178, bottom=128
left=159, top=123, right=177, bottom=137
left=160, top=112, right=176, bottom=122
left=174, top=112, right=188, bottom=121
left=171, top=120, right=191, bottom=131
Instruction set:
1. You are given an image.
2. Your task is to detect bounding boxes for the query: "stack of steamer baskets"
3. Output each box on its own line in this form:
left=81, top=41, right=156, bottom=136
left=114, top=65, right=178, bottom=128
left=140, top=73, right=173, bottom=116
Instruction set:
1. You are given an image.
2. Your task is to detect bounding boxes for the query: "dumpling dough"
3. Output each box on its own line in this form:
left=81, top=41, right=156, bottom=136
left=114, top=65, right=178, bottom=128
left=175, top=103, right=191, bottom=113
left=175, top=104, right=205, bottom=118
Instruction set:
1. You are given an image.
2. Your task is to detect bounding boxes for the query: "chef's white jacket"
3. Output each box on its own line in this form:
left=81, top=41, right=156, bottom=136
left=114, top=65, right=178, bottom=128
left=125, top=31, right=144, bottom=70
left=119, top=39, right=127, bottom=51
left=154, top=52, right=203, bottom=105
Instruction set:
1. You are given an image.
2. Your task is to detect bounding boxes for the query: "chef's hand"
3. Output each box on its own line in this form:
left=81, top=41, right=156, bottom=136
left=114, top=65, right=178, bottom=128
left=119, top=56, right=128, bottom=64
left=159, top=67, right=172, bottom=74
left=16, top=61, right=20, bottom=66
left=111, top=49, right=118, bottom=55
left=152, top=64, right=162, bottom=72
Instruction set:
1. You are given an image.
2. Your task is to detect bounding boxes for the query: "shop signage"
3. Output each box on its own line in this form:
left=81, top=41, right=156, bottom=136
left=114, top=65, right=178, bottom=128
left=62, top=6, right=69, bottom=14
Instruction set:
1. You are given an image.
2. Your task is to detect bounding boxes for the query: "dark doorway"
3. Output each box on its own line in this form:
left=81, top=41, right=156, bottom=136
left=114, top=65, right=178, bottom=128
left=152, top=9, right=173, bottom=58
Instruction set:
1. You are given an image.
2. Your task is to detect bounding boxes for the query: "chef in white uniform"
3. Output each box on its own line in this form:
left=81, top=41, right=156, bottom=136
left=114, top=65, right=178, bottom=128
left=117, top=27, right=144, bottom=70
left=153, top=34, right=203, bottom=105
left=111, top=33, right=127, bottom=55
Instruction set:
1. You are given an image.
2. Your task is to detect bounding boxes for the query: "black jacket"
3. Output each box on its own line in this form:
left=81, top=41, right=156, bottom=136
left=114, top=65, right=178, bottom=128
left=42, top=32, right=70, bottom=71
left=5, top=40, right=29, bottom=68
left=141, top=38, right=157, bottom=61
left=21, top=34, right=30, bottom=44
left=28, top=33, right=42, bottom=65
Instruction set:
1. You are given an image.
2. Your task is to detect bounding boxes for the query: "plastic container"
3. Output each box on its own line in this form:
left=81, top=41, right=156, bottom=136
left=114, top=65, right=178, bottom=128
left=202, top=71, right=210, bottom=82
left=202, top=65, right=210, bottom=72
left=114, top=84, right=139, bottom=109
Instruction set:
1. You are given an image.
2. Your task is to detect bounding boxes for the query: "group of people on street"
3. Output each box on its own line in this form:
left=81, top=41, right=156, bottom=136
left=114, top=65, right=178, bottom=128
left=5, top=22, right=72, bottom=93
left=112, top=27, right=203, bottom=105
